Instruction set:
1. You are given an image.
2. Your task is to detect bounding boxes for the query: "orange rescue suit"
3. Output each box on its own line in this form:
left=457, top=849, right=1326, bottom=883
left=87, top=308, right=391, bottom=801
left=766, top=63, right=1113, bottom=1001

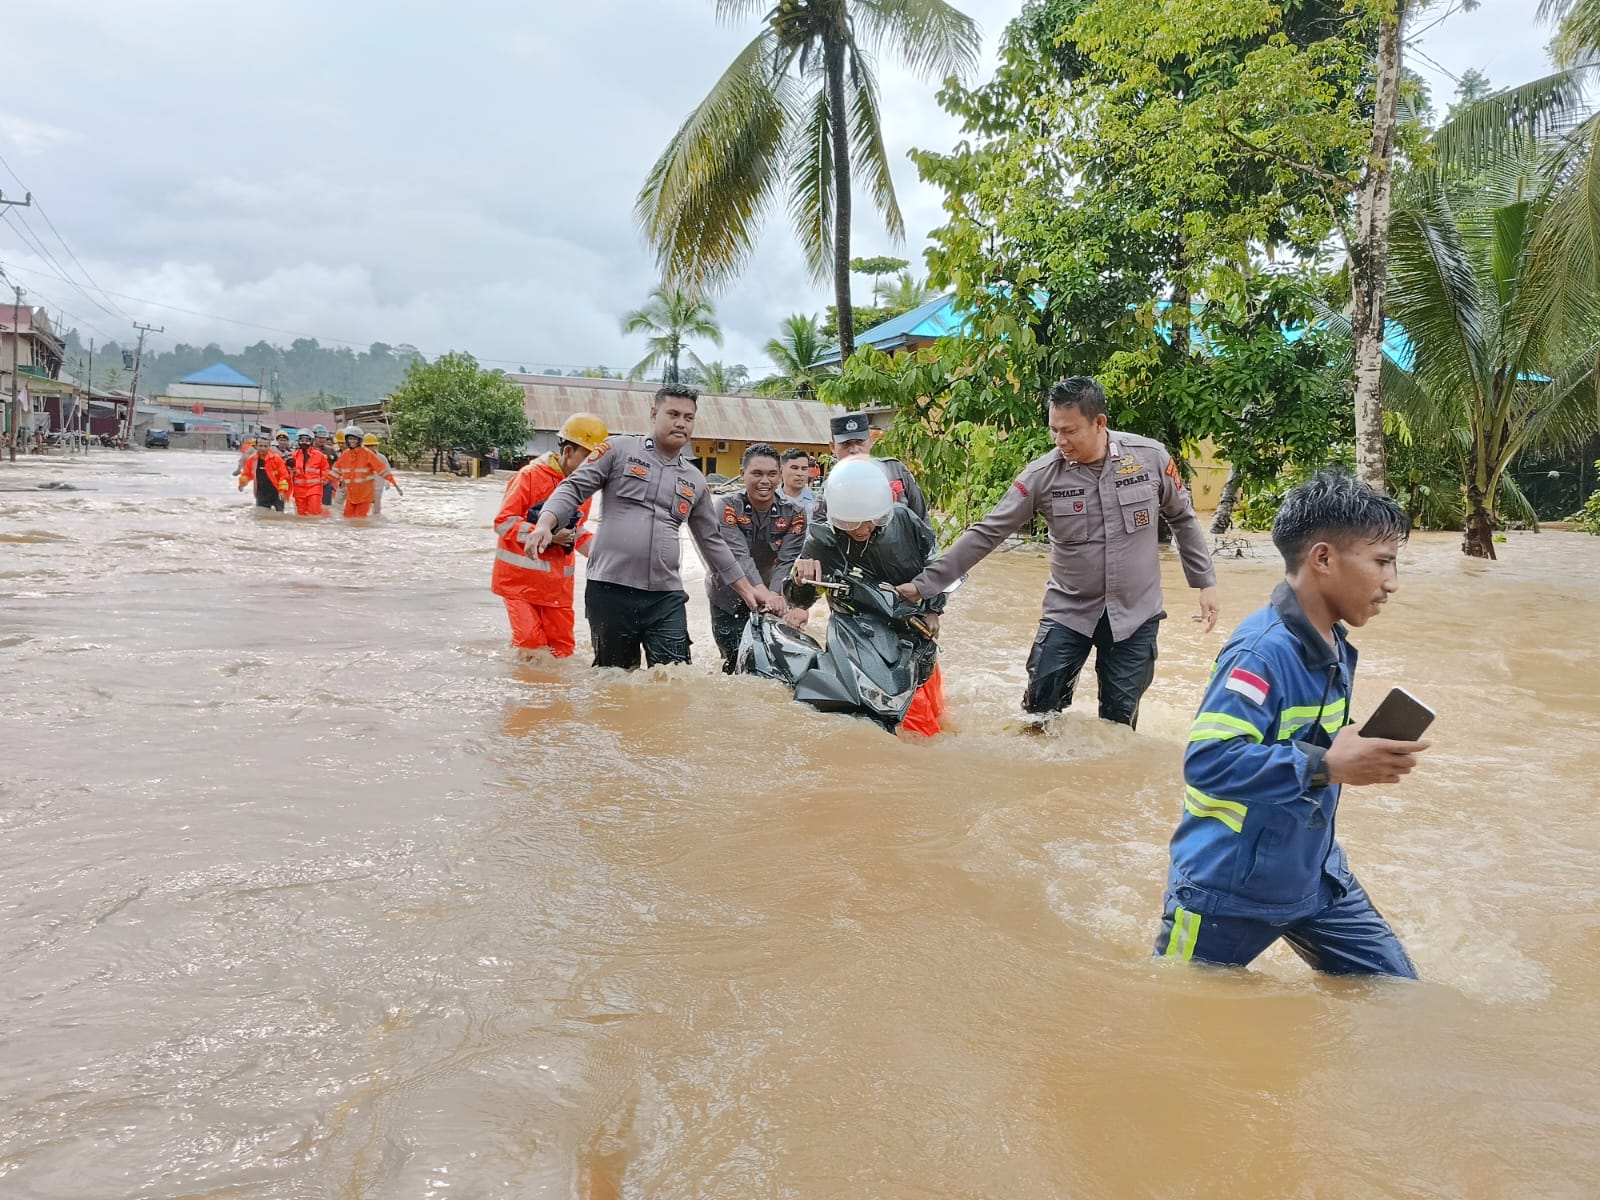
left=330, top=446, right=397, bottom=505
left=238, top=449, right=290, bottom=493
left=491, top=453, right=595, bottom=606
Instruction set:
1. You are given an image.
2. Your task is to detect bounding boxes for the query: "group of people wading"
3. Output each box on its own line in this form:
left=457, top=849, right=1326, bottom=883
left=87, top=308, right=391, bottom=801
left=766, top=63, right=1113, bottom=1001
left=490, top=378, right=1431, bottom=982
left=237, top=424, right=401, bottom=518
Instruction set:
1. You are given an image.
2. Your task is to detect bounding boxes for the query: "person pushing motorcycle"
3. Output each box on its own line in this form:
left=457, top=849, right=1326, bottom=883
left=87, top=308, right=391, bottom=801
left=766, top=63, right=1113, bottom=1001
left=785, top=459, right=949, bottom=736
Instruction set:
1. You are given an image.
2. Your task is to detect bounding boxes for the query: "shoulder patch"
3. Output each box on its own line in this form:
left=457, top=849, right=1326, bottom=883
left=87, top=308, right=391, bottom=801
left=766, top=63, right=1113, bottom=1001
left=1165, top=457, right=1184, bottom=487
left=1013, top=480, right=1029, bottom=498
left=1224, top=668, right=1271, bottom=706
left=722, top=504, right=737, bottom=526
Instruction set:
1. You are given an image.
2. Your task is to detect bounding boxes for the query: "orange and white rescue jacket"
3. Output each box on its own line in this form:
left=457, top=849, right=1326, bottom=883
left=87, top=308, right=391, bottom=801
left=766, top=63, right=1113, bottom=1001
left=491, top=453, right=595, bottom=605
left=287, top=446, right=331, bottom=489
left=330, top=446, right=398, bottom=504
left=239, top=448, right=290, bottom=493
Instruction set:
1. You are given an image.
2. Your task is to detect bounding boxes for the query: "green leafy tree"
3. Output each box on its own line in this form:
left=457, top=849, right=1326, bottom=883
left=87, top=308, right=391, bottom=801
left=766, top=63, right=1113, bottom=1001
left=634, top=0, right=979, bottom=360
left=621, top=287, right=722, bottom=383
left=387, top=352, right=532, bottom=473
left=756, top=313, right=838, bottom=397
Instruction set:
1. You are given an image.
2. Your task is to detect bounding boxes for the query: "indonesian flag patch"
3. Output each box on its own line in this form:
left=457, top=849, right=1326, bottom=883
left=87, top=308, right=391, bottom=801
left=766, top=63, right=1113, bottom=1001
left=1224, top=667, right=1270, bottom=706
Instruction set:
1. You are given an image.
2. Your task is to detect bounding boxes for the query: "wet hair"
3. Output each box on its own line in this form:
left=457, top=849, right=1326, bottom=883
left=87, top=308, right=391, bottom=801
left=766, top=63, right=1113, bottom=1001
left=654, top=382, right=699, bottom=407
left=1046, top=377, right=1108, bottom=421
left=742, top=441, right=780, bottom=469
left=781, top=447, right=810, bottom=465
left=1272, top=470, right=1410, bottom=571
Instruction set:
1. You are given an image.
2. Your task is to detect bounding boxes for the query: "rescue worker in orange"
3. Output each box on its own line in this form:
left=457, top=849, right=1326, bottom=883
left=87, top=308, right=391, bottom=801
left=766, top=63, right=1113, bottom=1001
left=287, top=429, right=332, bottom=517
left=491, top=413, right=609, bottom=657
left=329, top=425, right=401, bottom=519
left=237, top=435, right=290, bottom=511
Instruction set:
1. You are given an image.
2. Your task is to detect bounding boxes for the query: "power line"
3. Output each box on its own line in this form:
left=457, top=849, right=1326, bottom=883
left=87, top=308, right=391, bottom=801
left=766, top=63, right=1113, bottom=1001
left=0, top=209, right=124, bottom=322
left=0, top=147, right=131, bottom=321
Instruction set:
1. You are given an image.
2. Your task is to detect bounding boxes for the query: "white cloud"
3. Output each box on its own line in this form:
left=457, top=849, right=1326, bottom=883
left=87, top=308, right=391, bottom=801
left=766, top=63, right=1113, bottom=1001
left=0, top=114, right=79, bottom=156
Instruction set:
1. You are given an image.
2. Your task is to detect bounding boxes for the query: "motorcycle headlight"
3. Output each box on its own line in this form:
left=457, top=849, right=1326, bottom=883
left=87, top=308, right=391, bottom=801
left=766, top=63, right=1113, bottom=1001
left=850, top=661, right=913, bottom=714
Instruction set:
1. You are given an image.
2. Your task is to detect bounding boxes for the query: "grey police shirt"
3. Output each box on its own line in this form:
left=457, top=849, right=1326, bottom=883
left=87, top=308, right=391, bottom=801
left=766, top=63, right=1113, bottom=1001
left=708, top=491, right=808, bottom=615
left=912, top=431, right=1216, bottom=640
left=541, top=434, right=746, bottom=594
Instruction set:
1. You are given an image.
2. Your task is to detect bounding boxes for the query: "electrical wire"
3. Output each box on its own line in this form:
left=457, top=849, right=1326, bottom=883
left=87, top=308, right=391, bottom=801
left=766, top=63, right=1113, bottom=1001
left=0, top=147, right=132, bottom=321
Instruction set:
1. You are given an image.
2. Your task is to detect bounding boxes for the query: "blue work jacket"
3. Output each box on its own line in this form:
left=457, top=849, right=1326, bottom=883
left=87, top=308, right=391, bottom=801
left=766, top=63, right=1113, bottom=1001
left=1164, top=582, right=1359, bottom=921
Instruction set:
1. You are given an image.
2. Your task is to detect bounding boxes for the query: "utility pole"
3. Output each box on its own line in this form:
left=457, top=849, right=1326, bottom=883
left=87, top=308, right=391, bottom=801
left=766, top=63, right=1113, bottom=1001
left=124, top=322, right=163, bottom=446
left=8, top=283, right=24, bottom=462
left=0, top=195, right=31, bottom=461
left=84, top=337, right=93, bottom=453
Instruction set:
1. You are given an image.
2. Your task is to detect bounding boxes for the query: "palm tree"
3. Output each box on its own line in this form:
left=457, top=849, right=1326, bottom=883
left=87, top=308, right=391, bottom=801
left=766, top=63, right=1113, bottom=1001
left=621, top=287, right=723, bottom=383
left=756, top=313, right=837, bottom=398
left=635, top=0, right=978, bottom=362
left=1383, top=142, right=1600, bottom=559
left=882, top=271, right=935, bottom=312
left=688, top=357, right=751, bottom=393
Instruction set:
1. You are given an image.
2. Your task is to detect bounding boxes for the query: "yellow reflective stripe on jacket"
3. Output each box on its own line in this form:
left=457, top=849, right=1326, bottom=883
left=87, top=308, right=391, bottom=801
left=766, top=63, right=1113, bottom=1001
left=1164, top=907, right=1201, bottom=960
left=1278, top=698, right=1348, bottom=739
left=1189, top=711, right=1265, bottom=744
left=1183, top=786, right=1246, bottom=834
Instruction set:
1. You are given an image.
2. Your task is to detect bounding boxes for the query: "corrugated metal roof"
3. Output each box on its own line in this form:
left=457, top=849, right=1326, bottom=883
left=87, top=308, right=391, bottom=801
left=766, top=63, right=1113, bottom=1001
left=510, top=375, right=832, bottom=445
left=179, top=362, right=260, bottom=388
left=813, top=293, right=968, bottom=365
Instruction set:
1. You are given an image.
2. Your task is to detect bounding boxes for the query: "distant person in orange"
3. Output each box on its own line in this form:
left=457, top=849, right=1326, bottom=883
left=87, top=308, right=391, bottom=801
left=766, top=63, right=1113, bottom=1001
left=329, top=425, right=401, bottom=519
left=287, top=430, right=331, bottom=517
left=237, top=436, right=290, bottom=511
left=363, top=433, right=396, bottom=515
left=491, top=413, right=608, bottom=657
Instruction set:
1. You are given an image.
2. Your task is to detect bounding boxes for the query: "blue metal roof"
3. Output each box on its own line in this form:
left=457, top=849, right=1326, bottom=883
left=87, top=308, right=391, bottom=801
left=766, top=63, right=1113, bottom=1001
left=814, top=293, right=970, bottom=365
left=179, top=362, right=260, bottom=388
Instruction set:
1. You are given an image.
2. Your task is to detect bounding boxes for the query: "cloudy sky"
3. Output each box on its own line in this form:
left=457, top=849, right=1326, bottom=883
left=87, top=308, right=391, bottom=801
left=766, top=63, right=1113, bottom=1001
left=0, top=0, right=1560, bottom=377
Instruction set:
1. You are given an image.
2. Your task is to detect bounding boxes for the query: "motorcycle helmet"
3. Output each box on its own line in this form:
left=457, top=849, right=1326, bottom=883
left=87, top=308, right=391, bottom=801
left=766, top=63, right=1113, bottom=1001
left=823, top=459, right=894, bottom=529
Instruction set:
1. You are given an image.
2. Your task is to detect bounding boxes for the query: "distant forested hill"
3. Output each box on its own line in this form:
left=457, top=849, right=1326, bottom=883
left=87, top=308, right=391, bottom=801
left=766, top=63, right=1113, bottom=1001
left=56, top=329, right=426, bottom=407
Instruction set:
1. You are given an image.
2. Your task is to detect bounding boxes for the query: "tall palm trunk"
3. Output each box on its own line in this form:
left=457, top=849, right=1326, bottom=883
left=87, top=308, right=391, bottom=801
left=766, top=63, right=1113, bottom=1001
left=668, top=336, right=681, bottom=384
left=826, top=34, right=855, bottom=360
left=1463, top=484, right=1497, bottom=558
left=1349, top=5, right=1404, bottom=494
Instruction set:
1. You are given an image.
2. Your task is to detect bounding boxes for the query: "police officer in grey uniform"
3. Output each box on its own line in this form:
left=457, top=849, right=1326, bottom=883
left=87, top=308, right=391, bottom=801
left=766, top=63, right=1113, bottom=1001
left=529, top=383, right=787, bottom=669
left=894, top=377, right=1219, bottom=728
left=828, top=412, right=928, bottom=522
left=709, top=442, right=810, bottom=673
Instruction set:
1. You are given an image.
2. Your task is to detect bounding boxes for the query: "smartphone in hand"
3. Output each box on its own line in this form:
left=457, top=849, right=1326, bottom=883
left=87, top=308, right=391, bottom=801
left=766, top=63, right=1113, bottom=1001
left=1360, top=688, right=1436, bottom=741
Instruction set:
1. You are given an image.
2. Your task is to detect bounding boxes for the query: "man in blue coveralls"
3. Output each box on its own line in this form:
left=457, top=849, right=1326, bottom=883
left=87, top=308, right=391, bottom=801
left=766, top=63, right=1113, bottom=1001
left=1155, top=471, right=1430, bottom=977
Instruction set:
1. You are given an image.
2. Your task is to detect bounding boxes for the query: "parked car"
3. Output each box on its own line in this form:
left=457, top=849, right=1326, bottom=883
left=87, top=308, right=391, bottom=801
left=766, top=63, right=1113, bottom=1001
left=144, top=429, right=170, bottom=448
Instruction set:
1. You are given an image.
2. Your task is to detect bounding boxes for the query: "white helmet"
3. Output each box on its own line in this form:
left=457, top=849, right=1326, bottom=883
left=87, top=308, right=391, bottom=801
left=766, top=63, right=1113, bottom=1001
left=824, top=459, right=894, bottom=528
left=341, top=424, right=364, bottom=440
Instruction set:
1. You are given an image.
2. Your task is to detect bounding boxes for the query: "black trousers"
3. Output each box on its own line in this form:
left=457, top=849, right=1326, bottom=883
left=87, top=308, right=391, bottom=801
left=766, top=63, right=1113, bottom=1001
left=254, top=487, right=284, bottom=512
left=584, top=580, right=692, bottom=670
left=710, top=605, right=752, bottom=674
left=1023, top=612, right=1161, bottom=728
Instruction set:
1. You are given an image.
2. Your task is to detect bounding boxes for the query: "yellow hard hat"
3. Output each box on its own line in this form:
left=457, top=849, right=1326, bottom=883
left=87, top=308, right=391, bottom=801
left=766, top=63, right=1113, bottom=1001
left=363, top=433, right=379, bottom=446
left=557, top=412, right=608, bottom=452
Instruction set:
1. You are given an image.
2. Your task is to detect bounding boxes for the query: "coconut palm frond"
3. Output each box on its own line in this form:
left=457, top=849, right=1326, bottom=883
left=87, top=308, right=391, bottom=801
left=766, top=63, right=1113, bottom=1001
left=786, top=82, right=836, bottom=283
left=636, top=31, right=796, bottom=290
left=850, top=0, right=981, bottom=79
left=846, top=47, right=905, bottom=241
left=1428, top=68, right=1593, bottom=174
left=1385, top=194, right=1489, bottom=414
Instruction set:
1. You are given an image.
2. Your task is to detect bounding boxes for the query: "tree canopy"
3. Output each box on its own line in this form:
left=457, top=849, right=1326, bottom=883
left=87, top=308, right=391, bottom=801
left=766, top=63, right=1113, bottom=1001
left=387, top=352, right=532, bottom=471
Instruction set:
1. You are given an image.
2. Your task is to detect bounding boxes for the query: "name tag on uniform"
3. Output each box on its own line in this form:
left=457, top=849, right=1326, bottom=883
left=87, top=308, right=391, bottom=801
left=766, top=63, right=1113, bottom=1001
left=1114, top=473, right=1152, bottom=488
left=676, top=480, right=697, bottom=501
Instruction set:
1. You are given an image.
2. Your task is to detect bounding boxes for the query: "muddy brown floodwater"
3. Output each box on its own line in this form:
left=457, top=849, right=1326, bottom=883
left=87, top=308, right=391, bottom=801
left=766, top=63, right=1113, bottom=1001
left=1, top=450, right=1597, bottom=1198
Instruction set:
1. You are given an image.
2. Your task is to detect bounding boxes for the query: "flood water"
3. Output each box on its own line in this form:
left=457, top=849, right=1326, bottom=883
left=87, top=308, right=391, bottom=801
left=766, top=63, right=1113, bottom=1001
left=1, top=449, right=1597, bottom=1199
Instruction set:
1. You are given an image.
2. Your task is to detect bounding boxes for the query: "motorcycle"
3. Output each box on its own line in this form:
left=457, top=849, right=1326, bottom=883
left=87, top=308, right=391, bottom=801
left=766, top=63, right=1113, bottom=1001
left=738, top=568, right=956, bottom=733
